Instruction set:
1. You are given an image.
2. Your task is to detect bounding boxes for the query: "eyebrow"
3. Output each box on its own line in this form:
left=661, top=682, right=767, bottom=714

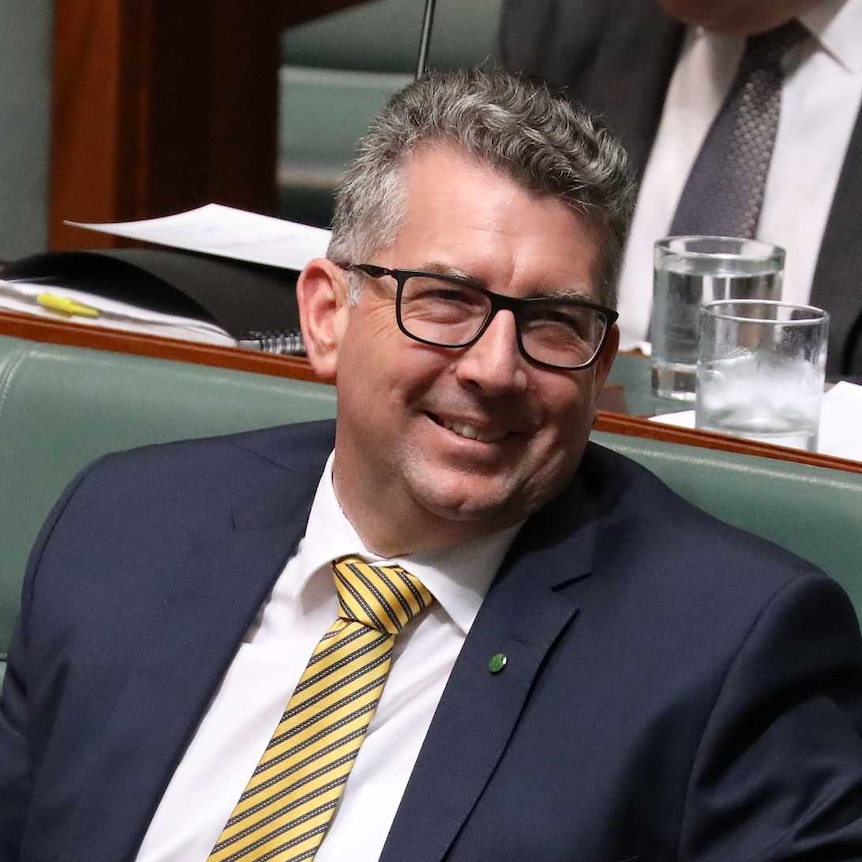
left=418, top=261, right=474, bottom=281
left=416, top=261, right=595, bottom=302
left=550, top=287, right=596, bottom=302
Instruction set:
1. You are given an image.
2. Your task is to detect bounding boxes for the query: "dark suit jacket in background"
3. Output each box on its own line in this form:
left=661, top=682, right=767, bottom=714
left=2, top=420, right=862, bottom=860
left=500, top=0, right=862, bottom=379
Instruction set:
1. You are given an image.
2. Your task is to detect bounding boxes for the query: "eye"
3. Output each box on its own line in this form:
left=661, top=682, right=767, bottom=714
left=524, top=303, right=597, bottom=338
left=408, top=278, right=485, bottom=309
left=402, top=278, right=488, bottom=325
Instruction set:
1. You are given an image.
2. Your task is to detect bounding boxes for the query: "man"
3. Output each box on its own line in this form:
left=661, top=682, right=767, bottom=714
left=500, top=0, right=862, bottom=379
left=2, top=69, right=862, bottom=861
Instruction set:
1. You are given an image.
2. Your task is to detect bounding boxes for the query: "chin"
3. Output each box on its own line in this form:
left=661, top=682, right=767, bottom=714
left=409, top=475, right=517, bottom=524
left=423, top=492, right=516, bottom=525
left=411, top=469, right=555, bottom=535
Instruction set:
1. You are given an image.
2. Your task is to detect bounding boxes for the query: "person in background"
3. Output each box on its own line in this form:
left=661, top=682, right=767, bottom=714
left=2, top=69, right=862, bottom=862
left=501, top=0, right=862, bottom=379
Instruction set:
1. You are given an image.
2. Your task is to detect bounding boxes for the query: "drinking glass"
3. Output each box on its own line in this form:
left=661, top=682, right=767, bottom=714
left=651, top=236, right=784, bottom=401
left=695, top=300, right=829, bottom=451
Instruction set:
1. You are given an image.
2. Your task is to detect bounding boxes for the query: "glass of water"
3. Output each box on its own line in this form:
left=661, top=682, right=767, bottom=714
left=651, top=236, right=785, bottom=401
left=695, top=300, right=829, bottom=451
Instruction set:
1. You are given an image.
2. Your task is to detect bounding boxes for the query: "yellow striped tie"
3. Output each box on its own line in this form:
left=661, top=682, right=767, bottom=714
left=208, top=555, right=434, bottom=862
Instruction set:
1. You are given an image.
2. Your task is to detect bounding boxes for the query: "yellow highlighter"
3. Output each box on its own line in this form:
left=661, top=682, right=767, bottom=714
left=36, top=292, right=100, bottom=319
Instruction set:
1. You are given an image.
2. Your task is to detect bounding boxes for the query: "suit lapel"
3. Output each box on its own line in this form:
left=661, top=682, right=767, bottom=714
left=501, top=0, right=682, bottom=181
left=380, top=511, right=597, bottom=862
left=810, top=103, right=862, bottom=379
left=582, top=1, right=683, bottom=180
left=68, top=473, right=320, bottom=860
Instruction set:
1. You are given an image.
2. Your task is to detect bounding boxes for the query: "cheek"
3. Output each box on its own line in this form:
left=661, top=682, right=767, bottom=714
left=543, top=373, right=597, bottom=436
left=523, top=384, right=594, bottom=487
left=338, top=319, right=450, bottom=410
left=337, top=312, right=397, bottom=384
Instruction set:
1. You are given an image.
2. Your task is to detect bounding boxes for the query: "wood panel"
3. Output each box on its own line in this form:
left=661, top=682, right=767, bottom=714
left=49, top=0, right=369, bottom=251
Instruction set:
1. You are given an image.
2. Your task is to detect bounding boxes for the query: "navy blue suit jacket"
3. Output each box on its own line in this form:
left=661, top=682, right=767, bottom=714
left=2, top=420, right=862, bottom=860
left=500, top=0, right=862, bottom=380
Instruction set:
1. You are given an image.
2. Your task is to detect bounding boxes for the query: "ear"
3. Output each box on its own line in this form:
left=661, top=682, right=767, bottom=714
left=297, top=258, right=351, bottom=381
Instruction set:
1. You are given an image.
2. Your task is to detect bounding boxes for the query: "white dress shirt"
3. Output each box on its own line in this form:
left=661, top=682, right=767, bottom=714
left=136, top=452, right=521, bottom=862
left=616, top=0, right=862, bottom=350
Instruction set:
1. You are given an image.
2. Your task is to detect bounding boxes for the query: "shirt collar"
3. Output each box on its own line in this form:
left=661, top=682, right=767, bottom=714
left=801, top=0, right=862, bottom=73
left=693, top=0, right=862, bottom=73
left=295, top=452, right=523, bottom=634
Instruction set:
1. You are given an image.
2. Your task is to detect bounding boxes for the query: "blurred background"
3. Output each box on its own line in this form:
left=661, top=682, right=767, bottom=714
left=0, top=0, right=502, bottom=261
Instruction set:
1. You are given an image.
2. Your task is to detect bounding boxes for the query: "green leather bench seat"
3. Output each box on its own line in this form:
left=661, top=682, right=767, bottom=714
left=1, top=333, right=861, bottom=688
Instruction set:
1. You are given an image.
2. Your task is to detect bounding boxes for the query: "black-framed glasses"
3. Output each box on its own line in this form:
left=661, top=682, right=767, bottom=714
left=341, top=263, right=618, bottom=371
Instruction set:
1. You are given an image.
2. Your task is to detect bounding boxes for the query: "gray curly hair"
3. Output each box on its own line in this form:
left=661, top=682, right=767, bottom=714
left=327, top=68, right=635, bottom=307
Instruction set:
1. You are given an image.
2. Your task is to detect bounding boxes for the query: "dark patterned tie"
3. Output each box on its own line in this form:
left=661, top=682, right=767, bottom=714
left=669, top=20, right=808, bottom=238
left=208, top=556, right=434, bottom=862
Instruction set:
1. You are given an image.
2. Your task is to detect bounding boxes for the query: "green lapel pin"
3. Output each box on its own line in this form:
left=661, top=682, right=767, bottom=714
left=488, top=653, right=507, bottom=674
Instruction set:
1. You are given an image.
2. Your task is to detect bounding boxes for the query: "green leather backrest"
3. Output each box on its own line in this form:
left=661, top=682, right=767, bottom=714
left=278, top=0, right=503, bottom=226
left=0, top=336, right=337, bottom=672
left=1, top=334, right=861, bottom=687
left=278, top=67, right=412, bottom=226
left=281, top=0, right=503, bottom=73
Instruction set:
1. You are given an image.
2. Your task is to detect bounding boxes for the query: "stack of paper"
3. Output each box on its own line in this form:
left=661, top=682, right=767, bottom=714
left=2, top=204, right=332, bottom=348
left=0, top=278, right=237, bottom=347
left=66, top=204, right=332, bottom=270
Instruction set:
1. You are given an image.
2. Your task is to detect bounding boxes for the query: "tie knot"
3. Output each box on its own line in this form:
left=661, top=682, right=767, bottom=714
left=332, top=555, right=434, bottom=634
left=744, top=19, right=808, bottom=69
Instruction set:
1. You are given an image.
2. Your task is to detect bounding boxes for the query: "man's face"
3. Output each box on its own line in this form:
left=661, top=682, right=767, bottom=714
left=659, top=0, right=821, bottom=33
left=302, top=144, right=617, bottom=555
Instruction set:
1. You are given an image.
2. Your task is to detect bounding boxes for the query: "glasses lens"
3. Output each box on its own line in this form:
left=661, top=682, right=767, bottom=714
left=399, top=276, right=489, bottom=347
left=519, top=302, right=608, bottom=368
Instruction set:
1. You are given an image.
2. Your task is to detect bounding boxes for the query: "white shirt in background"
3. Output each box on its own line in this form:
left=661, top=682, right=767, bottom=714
left=616, top=0, right=862, bottom=350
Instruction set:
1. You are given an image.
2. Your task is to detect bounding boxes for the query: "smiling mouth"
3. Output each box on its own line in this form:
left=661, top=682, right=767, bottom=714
left=430, top=413, right=510, bottom=443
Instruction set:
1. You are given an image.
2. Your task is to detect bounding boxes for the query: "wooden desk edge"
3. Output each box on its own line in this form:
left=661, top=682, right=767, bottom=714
left=3, top=312, right=859, bottom=475
left=0, top=311, right=320, bottom=383
left=594, top=411, right=862, bottom=475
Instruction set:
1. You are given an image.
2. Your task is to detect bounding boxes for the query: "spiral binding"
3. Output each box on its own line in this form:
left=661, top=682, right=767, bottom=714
left=237, top=329, right=306, bottom=356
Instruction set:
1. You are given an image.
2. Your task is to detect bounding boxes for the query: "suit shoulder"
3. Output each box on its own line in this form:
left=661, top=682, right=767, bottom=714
left=576, top=440, right=827, bottom=591
left=96, top=419, right=335, bottom=474
left=46, top=420, right=335, bottom=526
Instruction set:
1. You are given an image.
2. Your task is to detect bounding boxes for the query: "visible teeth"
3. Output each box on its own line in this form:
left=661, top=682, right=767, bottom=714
left=440, top=418, right=506, bottom=443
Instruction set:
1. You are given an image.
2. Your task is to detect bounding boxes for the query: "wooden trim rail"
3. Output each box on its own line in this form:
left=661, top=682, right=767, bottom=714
left=0, top=310, right=319, bottom=383
left=594, top=411, right=862, bottom=475
left=3, top=310, right=860, bottom=474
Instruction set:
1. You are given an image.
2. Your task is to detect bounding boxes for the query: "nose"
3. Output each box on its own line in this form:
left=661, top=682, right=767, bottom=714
left=453, top=309, right=528, bottom=395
